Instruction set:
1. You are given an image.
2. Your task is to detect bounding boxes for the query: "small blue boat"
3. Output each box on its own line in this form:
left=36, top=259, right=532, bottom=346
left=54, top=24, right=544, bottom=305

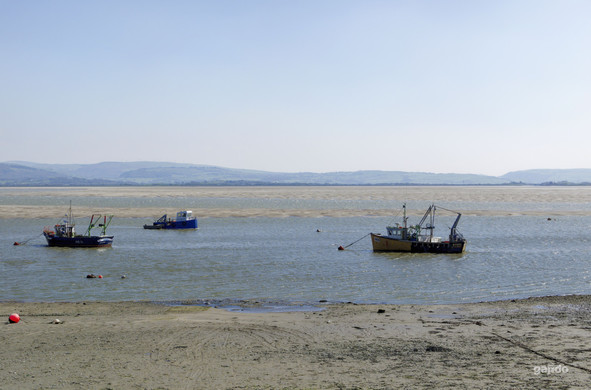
left=144, top=210, right=198, bottom=230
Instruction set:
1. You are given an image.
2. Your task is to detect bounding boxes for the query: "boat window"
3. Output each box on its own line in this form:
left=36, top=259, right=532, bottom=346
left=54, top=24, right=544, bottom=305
left=387, top=226, right=405, bottom=237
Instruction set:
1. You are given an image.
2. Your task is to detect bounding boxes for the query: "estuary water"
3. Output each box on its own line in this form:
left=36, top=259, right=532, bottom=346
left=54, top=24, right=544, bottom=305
left=1, top=186, right=591, bottom=305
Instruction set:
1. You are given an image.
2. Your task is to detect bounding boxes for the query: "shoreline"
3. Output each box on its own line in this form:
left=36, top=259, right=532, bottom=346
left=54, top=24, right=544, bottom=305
left=3, top=295, right=591, bottom=389
left=0, top=293, right=588, bottom=310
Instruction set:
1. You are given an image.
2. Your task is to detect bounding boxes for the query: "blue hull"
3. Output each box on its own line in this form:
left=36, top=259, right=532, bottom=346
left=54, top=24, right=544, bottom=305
left=44, top=233, right=114, bottom=248
left=165, top=219, right=198, bottom=229
left=144, top=219, right=198, bottom=230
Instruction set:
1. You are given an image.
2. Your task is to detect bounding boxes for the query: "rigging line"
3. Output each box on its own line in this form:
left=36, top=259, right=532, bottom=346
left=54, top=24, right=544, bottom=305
left=386, top=207, right=403, bottom=227
left=435, top=205, right=461, bottom=215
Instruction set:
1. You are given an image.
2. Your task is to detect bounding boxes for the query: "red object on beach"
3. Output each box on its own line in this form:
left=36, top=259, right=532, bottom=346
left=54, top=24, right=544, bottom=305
left=9, top=313, right=20, bottom=323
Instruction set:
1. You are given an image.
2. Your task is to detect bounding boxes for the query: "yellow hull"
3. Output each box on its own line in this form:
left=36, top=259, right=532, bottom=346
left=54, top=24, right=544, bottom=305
left=371, top=234, right=412, bottom=251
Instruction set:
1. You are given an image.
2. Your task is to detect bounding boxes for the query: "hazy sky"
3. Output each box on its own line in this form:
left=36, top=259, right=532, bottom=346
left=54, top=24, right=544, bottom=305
left=1, top=1, right=590, bottom=176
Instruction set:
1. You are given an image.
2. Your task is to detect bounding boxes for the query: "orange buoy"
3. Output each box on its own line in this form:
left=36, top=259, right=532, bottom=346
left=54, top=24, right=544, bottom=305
left=98, top=275, right=103, bottom=279
left=9, top=313, right=20, bottom=323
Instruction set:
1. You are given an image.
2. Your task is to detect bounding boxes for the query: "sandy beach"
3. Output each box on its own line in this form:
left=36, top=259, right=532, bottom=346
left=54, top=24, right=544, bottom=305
left=2, top=296, right=591, bottom=389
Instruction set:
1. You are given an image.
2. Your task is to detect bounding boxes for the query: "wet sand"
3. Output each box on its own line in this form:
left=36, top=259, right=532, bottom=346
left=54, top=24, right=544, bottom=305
left=2, top=296, right=591, bottom=389
left=2, top=185, right=591, bottom=218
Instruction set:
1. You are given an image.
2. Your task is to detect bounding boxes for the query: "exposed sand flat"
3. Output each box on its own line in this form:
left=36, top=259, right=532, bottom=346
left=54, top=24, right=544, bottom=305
left=2, top=185, right=591, bottom=218
left=3, top=205, right=591, bottom=219
left=2, top=296, right=591, bottom=389
left=4, top=185, right=591, bottom=202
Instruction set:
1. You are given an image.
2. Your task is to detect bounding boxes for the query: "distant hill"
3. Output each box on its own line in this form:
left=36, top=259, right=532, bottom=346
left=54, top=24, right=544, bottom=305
left=500, top=169, right=591, bottom=184
left=0, top=163, right=119, bottom=186
left=1, top=161, right=590, bottom=186
left=7, top=161, right=196, bottom=180
left=118, top=166, right=507, bottom=185
left=0, top=163, right=67, bottom=183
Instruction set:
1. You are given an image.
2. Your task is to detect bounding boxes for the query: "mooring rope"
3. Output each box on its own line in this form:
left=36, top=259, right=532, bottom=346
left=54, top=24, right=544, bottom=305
left=13, top=233, right=44, bottom=246
left=339, top=233, right=371, bottom=250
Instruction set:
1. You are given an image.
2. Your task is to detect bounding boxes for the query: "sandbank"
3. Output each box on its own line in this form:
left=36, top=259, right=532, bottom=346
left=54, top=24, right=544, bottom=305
left=2, top=185, right=591, bottom=218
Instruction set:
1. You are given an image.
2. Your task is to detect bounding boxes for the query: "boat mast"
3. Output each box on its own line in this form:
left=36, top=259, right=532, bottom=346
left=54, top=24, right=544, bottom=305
left=66, top=200, right=75, bottom=237
left=403, top=203, right=408, bottom=229
left=418, top=205, right=435, bottom=230
left=430, top=205, right=435, bottom=240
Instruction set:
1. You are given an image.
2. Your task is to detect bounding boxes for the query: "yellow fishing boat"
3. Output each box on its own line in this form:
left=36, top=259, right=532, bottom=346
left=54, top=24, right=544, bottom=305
left=371, top=204, right=466, bottom=253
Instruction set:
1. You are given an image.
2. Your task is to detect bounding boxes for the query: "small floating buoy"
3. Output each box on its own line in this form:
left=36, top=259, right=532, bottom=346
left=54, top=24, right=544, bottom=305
left=98, top=275, right=103, bottom=279
left=9, top=313, right=20, bottom=323
left=338, top=245, right=344, bottom=251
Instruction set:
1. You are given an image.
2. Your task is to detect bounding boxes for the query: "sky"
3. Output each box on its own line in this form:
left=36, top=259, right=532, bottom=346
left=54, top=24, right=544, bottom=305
left=1, top=0, right=590, bottom=176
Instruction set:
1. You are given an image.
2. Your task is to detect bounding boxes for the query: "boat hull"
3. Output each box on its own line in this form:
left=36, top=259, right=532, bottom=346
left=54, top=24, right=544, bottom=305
left=143, top=219, right=198, bottom=230
left=44, top=233, right=114, bottom=248
left=370, top=234, right=466, bottom=253
left=143, top=224, right=163, bottom=230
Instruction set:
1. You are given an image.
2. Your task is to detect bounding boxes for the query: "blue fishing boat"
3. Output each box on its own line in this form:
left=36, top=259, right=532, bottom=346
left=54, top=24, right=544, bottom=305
left=43, top=203, right=114, bottom=248
left=144, top=210, right=198, bottom=230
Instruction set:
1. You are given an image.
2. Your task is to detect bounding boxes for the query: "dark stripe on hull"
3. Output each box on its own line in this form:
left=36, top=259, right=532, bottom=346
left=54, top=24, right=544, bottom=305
left=371, top=234, right=466, bottom=253
left=408, top=242, right=466, bottom=253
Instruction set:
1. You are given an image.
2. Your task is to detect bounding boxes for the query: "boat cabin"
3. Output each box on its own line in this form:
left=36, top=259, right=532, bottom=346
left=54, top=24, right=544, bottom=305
left=386, top=225, right=409, bottom=240
left=55, top=223, right=75, bottom=238
left=176, top=211, right=193, bottom=221
left=386, top=225, right=442, bottom=243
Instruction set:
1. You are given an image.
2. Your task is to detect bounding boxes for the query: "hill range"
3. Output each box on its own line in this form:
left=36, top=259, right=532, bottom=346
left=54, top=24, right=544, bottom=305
left=1, top=161, right=591, bottom=186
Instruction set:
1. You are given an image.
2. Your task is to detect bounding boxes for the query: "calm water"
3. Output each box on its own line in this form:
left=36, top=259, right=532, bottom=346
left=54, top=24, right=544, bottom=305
left=2, top=190, right=591, bottom=305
